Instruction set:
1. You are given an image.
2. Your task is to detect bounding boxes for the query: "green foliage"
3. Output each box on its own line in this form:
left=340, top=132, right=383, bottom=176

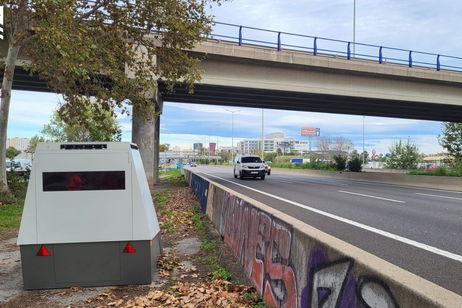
left=219, top=152, right=232, bottom=163
left=263, top=152, right=277, bottom=162
left=26, top=135, right=45, bottom=153
left=385, top=139, right=422, bottom=169
left=211, top=264, right=232, bottom=281
left=439, top=122, right=462, bottom=164
left=192, top=204, right=206, bottom=231
left=160, top=144, right=170, bottom=152
left=269, top=161, right=335, bottom=171
left=201, top=240, right=218, bottom=251
left=347, top=156, right=362, bottom=172
left=409, top=163, right=462, bottom=177
left=5, top=147, right=21, bottom=160
left=41, top=101, right=121, bottom=142
left=333, top=155, right=347, bottom=171
left=0, top=204, right=23, bottom=233
left=6, top=169, right=29, bottom=200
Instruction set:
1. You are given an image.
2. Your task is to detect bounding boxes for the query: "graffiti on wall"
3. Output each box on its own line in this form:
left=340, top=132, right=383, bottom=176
left=191, top=173, right=209, bottom=212
left=220, top=191, right=297, bottom=308
left=301, top=245, right=399, bottom=308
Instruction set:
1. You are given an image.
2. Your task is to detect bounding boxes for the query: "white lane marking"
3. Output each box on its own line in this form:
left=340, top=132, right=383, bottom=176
left=338, top=190, right=406, bottom=204
left=200, top=172, right=462, bottom=263
left=416, top=193, right=462, bottom=201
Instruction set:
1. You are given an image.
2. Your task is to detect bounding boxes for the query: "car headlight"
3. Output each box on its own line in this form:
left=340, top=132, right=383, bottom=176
left=242, top=165, right=249, bottom=169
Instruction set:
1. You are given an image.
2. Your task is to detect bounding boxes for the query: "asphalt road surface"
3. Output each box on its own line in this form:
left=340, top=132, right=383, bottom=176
left=192, top=166, right=462, bottom=295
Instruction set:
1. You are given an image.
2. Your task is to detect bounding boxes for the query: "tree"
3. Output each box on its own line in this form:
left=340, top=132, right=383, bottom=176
left=219, top=151, right=232, bottom=164
left=159, top=144, right=169, bottom=152
left=6, top=146, right=20, bottom=160
left=439, top=122, right=462, bottom=164
left=385, top=139, right=422, bottom=169
left=347, top=150, right=362, bottom=172
left=0, top=0, right=223, bottom=189
left=26, top=135, right=45, bottom=153
left=41, top=102, right=121, bottom=142
left=333, top=154, right=347, bottom=171
left=264, top=152, right=277, bottom=162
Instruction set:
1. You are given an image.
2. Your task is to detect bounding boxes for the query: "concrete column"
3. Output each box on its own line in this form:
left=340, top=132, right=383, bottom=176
left=132, top=102, right=156, bottom=189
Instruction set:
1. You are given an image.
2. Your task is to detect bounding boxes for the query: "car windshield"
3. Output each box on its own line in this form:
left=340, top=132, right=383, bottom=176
left=241, top=157, right=262, bottom=163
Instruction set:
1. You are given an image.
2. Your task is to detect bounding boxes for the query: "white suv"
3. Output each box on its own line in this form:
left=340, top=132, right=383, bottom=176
left=233, top=155, right=266, bottom=180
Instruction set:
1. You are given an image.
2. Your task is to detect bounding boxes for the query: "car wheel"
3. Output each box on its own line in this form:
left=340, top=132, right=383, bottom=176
left=261, top=174, right=265, bottom=180
left=234, top=170, right=237, bottom=178
left=267, top=171, right=271, bottom=175
left=239, top=171, right=243, bottom=179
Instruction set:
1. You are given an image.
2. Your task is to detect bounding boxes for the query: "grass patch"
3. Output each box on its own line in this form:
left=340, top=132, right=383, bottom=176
left=160, top=169, right=183, bottom=180
left=0, top=204, right=23, bottom=233
left=200, top=240, right=218, bottom=251
left=192, top=204, right=206, bottom=232
left=194, top=256, right=219, bottom=265
left=270, top=162, right=336, bottom=171
left=211, top=264, right=232, bottom=281
left=408, top=165, right=462, bottom=177
left=153, top=190, right=171, bottom=210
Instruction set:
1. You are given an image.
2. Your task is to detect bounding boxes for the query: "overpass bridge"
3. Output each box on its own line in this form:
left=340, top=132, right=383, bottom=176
left=3, top=22, right=462, bottom=184
left=3, top=22, right=462, bottom=122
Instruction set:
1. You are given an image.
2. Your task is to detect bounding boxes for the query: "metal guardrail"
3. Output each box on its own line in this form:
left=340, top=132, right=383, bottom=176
left=210, top=22, right=462, bottom=72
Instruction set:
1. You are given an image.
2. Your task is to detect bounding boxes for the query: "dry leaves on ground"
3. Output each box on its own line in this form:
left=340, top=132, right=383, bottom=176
left=122, top=280, right=256, bottom=308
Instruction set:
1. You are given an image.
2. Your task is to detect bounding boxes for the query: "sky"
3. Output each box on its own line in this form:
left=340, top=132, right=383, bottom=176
left=6, top=0, right=462, bottom=155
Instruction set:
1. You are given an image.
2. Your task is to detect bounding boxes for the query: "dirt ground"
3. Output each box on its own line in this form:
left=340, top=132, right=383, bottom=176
left=0, top=177, right=263, bottom=308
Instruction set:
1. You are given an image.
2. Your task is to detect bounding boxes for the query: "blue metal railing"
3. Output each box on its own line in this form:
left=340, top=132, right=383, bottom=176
left=209, top=22, right=462, bottom=72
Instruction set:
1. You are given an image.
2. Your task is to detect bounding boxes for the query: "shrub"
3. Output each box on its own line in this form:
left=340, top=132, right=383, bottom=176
left=347, top=156, right=362, bottom=172
left=333, top=155, right=347, bottom=171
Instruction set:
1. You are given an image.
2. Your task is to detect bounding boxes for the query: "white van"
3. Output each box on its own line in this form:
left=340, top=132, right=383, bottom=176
left=233, top=154, right=266, bottom=180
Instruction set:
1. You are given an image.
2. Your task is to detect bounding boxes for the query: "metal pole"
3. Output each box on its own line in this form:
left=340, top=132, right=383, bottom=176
left=226, top=110, right=240, bottom=163
left=362, top=115, right=365, bottom=165
left=353, top=0, right=356, bottom=56
left=261, top=109, right=264, bottom=158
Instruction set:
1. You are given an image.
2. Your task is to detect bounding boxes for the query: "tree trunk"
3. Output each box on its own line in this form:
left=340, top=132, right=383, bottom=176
left=132, top=102, right=156, bottom=189
left=0, top=44, right=20, bottom=190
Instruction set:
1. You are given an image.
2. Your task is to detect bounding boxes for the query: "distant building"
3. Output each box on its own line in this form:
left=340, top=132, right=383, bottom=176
left=209, top=142, right=217, bottom=154
left=7, top=137, right=30, bottom=152
left=193, top=143, right=203, bottom=150
left=237, top=133, right=309, bottom=154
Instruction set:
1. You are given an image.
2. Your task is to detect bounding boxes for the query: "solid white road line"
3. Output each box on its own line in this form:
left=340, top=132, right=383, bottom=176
left=416, top=192, right=462, bottom=201
left=201, top=172, right=462, bottom=263
left=338, top=190, right=406, bottom=204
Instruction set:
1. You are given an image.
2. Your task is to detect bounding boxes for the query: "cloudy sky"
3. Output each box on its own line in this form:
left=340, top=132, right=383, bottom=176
left=7, top=0, right=462, bottom=154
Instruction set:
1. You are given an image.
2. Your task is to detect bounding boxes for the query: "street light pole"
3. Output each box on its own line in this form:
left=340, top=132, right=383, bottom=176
left=226, top=110, right=240, bottom=163
left=353, top=0, right=356, bottom=56
left=261, top=109, right=264, bottom=158
left=362, top=115, right=365, bottom=165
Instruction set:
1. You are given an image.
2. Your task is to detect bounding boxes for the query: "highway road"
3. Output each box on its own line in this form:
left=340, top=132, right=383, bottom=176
left=192, top=166, right=462, bottom=295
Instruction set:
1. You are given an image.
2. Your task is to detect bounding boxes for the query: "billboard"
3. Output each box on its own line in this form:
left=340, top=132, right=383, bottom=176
left=301, top=127, right=320, bottom=136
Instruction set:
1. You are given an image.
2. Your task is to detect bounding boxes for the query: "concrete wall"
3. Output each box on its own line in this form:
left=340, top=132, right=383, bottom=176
left=271, top=168, right=462, bottom=192
left=184, top=168, right=462, bottom=308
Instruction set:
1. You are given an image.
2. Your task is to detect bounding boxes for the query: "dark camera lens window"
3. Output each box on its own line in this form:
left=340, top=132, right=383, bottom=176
left=43, top=171, right=125, bottom=191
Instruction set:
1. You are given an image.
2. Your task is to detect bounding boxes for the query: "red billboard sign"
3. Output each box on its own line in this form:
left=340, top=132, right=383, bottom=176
left=301, top=127, right=320, bottom=136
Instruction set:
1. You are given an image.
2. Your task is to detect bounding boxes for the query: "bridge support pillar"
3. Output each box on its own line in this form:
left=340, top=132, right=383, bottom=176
left=131, top=88, right=163, bottom=189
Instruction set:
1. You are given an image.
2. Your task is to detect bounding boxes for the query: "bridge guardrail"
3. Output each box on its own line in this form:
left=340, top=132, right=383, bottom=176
left=209, top=21, right=462, bottom=72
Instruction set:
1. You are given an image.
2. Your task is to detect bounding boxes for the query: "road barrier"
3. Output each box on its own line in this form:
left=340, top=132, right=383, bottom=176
left=183, top=168, right=462, bottom=308
left=271, top=168, right=462, bottom=192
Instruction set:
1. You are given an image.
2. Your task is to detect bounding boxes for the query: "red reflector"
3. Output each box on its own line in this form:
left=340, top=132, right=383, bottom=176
left=123, top=242, right=136, bottom=253
left=36, top=245, right=51, bottom=256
